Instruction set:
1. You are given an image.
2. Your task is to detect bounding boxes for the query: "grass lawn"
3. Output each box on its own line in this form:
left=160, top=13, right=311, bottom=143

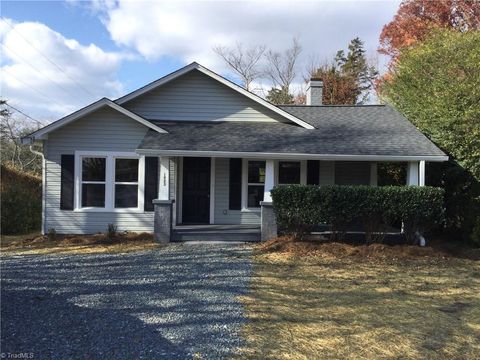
left=1, top=232, right=159, bottom=255
left=238, top=239, right=480, bottom=359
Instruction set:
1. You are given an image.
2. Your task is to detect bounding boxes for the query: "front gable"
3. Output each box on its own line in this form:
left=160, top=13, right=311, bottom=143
left=122, top=69, right=289, bottom=123
left=117, top=63, right=314, bottom=129
left=21, top=98, right=166, bottom=144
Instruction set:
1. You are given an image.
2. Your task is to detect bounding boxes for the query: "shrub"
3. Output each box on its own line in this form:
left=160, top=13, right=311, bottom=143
left=0, top=164, right=42, bottom=235
left=107, top=223, right=118, bottom=240
left=271, top=185, right=445, bottom=243
left=47, top=228, right=57, bottom=241
left=269, top=185, right=320, bottom=239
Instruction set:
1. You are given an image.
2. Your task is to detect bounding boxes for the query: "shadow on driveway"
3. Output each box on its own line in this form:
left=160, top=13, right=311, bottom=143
left=1, top=244, right=252, bottom=359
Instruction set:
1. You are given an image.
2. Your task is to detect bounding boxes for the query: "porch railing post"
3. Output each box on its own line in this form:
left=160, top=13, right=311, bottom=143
left=406, top=161, right=419, bottom=186
left=260, top=201, right=277, bottom=242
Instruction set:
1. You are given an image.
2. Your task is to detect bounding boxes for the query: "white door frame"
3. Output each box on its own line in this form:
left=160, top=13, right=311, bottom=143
left=176, top=156, right=215, bottom=225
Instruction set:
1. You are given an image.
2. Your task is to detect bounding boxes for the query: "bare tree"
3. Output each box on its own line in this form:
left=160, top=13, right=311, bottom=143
left=264, top=38, right=302, bottom=95
left=213, top=42, right=266, bottom=91
left=1, top=100, right=43, bottom=174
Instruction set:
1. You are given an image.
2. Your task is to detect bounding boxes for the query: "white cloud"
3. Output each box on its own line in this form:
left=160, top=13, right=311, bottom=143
left=96, top=0, right=399, bottom=81
left=0, top=18, right=124, bottom=120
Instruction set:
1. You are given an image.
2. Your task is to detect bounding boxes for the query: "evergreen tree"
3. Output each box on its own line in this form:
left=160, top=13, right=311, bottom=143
left=335, top=37, right=378, bottom=104
left=266, top=87, right=294, bottom=105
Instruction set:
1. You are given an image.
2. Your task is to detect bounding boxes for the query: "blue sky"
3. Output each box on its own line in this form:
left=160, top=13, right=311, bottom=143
left=1, top=0, right=400, bottom=122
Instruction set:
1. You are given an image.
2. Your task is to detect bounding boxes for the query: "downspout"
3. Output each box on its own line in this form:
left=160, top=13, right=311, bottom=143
left=29, top=144, right=46, bottom=235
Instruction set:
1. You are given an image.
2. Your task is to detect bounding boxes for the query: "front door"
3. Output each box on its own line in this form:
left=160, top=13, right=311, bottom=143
left=182, top=157, right=211, bottom=224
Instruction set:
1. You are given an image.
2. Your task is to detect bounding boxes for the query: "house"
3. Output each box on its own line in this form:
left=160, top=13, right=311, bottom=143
left=22, top=62, right=448, bottom=242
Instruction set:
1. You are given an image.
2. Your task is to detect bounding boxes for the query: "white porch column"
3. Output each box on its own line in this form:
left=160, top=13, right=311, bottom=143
left=419, top=160, right=426, bottom=186
left=370, top=162, right=378, bottom=186
left=159, top=156, right=170, bottom=200
left=263, top=159, right=275, bottom=202
left=406, top=161, right=419, bottom=186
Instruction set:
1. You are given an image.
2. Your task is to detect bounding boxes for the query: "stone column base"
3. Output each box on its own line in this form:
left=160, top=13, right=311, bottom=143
left=260, top=201, right=277, bottom=242
left=153, top=199, right=173, bottom=243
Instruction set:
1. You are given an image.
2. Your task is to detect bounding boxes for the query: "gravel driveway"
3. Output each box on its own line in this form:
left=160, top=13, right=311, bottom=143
left=1, top=244, right=252, bottom=359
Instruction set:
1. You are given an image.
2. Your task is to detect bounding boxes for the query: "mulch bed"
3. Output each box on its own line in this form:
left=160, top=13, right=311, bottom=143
left=258, top=236, right=480, bottom=261
left=3, top=232, right=154, bottom=249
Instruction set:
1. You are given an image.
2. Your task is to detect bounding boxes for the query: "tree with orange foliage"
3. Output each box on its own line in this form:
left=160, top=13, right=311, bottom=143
left=379, top=0, right=480, bottom=61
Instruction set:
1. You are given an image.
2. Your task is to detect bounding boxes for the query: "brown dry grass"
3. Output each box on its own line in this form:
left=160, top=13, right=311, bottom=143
left=1, top=232, right=159, bottom=255
left=237, top=237, right=480, bottom=359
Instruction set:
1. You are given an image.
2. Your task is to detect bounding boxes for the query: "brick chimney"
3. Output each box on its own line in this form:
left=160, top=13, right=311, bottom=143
left=306, top=79, right=323, bottom=105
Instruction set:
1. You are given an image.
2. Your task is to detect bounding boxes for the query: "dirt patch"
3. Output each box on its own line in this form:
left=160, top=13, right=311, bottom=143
left=238, top=251, right=480, bottom=359
left=1, top=232, right=158, bottom=255
left=258, top=236, right=480, bottom=261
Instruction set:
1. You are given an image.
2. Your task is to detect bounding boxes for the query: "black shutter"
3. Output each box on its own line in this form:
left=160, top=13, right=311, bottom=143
left=144, top=157, right=159, bottom=211
left=307, top=160, right=320, bottom=185
left=60, top=154, right=75, bottom=210
left=229, top=158, right=242, bottom=210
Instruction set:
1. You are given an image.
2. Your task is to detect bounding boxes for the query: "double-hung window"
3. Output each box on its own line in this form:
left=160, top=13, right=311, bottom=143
left=278, top=161, right=301, bottom=185
left=115, top=158, right=139, bottom=208
left=77, top=152, right=143, bottom=211
left=246, top=160, right=265, bottom=208
left=81, top=157, right=106, bottom=208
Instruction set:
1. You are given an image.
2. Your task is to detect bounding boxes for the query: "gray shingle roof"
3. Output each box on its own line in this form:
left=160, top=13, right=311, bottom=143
left=138, top=105, right=446, bottom=157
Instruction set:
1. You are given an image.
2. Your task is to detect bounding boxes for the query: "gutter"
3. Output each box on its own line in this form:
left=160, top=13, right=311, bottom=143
left=29, top=145, right=46, bottom=235
left=136, top=149, right=449, bottom=162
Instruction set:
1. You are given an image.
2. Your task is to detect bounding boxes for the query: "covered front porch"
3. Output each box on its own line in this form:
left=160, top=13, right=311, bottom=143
left=149, top=154, right=429, bottom=242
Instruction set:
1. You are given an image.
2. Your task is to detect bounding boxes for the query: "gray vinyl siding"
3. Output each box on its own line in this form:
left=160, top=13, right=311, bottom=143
left=334, top=161, right=370, bottom=185
left=214, top=158, right=260, bottom=225
left=319, top=161, right=335, bottom=185
left=44, top=107, right=155, bottom=234
left=124, top=70, right=288, bottom=123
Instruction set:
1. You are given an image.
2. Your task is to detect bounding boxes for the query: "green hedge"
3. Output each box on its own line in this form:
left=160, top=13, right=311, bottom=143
left=271, top=185, right=445, bottom=243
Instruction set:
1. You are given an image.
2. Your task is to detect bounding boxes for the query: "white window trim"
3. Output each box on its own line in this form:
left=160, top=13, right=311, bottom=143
left=74, top=151, right=145, bottom=213
left=241, top=159, right=265, bottom=212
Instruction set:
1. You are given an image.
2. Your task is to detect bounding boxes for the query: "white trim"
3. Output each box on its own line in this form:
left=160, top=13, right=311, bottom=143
left=74, top=151, right=145, bottom=212
left=370, top=162, right=378, bottom=186
left=42, top=149, right=46, bottom=234
left=242, top=159, right=268, bottom=210
left=115, top=62, right=314, bottom=130
left=159, top=157, right=170, bottom=200
left=136, top=149, right=449, bottom=162
left=22, top=98, right=167, bottom=143
left=264, top=160, right=275, bottom=203
left=210, top=158, right=215, bottom=224
left=419, top=160, right=426, bottom=186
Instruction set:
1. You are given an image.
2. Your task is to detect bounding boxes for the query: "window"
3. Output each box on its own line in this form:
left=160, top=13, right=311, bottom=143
left=76, top=152, right=143, bottom=211
left=115, top=158, right=139, bottom=208
left=279, top=161, right=301, bottom=184
left=247, top=161, right=265, bottom=208
left=81, top=157, right=106, bottom=207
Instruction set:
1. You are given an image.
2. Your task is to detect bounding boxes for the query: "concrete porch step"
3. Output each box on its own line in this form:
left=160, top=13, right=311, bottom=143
left=172, top=225, right=261, bottom=243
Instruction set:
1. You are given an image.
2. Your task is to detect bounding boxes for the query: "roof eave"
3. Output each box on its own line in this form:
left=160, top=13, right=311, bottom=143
left=135, top=149, right=449, bottom=162
left=21, top=98, right=167, bottom=143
